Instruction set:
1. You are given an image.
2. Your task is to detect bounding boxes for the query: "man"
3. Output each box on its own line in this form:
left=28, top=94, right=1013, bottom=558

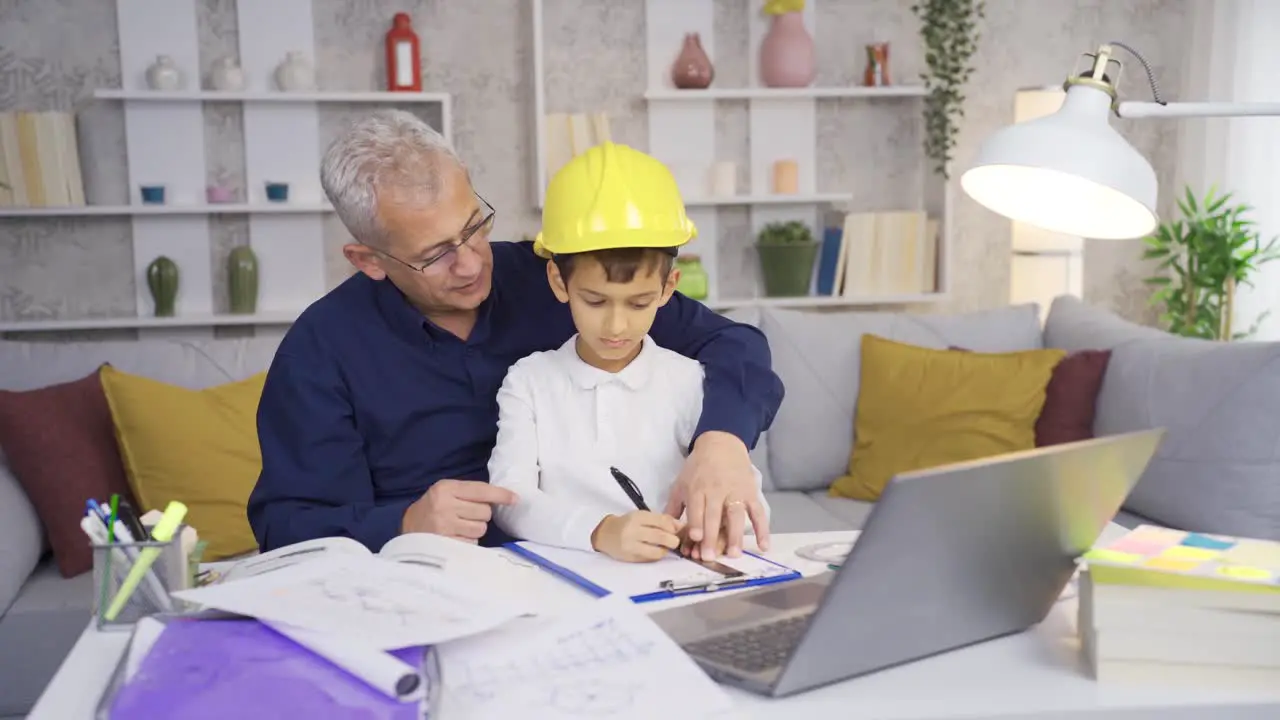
left=246, top=110, right=783, bottom=561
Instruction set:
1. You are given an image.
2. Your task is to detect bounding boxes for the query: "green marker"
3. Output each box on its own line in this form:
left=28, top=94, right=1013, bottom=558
left=107, top=494, right=119, bottom=543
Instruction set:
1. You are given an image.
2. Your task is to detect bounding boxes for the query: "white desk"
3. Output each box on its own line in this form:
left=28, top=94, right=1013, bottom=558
left=27, top=529, right=1280, bottom=719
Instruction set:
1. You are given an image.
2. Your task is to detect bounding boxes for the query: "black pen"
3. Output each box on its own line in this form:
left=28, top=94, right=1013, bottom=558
left=116, top=499, right=148, bottom=541
left=609, top=466, right=650, bottom=511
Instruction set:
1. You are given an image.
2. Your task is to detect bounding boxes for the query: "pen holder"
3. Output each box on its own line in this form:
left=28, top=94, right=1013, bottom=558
left=91, top=533, right=188, bottom=631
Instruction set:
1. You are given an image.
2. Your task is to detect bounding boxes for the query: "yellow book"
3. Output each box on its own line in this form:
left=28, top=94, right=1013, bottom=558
left=1083, top=524, right=1280, bottom=594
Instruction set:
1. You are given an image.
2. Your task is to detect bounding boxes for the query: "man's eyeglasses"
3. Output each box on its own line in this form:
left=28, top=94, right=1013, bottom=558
left=368, top=194, right=496, bottom=273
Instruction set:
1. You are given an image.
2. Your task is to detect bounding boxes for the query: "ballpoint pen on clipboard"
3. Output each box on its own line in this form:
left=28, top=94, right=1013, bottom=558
left=608, top=466, right=745, bottom=580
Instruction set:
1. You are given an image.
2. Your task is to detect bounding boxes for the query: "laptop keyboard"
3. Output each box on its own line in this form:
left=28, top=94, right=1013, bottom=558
left=685, top=614, right=811, bottom=673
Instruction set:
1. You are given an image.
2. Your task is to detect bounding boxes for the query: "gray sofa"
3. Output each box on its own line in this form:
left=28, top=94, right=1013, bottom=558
left=3, top=294, right=1278, bottom=717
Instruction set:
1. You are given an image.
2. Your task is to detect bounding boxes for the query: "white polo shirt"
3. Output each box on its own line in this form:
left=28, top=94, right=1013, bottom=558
left=489, top=334, right=768, bottom=551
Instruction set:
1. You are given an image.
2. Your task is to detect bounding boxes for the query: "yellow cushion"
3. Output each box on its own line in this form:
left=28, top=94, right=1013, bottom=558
left=829, top=335, right=1065, bottom=502
left=99, top=365, right=266, bottom=560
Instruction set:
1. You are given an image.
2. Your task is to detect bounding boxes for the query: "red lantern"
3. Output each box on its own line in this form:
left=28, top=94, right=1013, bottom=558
left=385, top=12, right=421, bottom=92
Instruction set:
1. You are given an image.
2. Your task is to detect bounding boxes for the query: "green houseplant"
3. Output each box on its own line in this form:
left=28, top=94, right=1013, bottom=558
left=1143, top=186, right=1280, bottom=341
left=911, top=0, right=984, bottom=177
left=756, top=220, right=819, bottom=297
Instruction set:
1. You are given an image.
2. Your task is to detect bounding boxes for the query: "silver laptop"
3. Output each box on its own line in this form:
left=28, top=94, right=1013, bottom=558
left=649, top=428, right=1165, bottom=698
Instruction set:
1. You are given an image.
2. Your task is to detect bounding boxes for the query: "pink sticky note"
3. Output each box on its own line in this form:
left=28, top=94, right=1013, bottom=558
left=1106, top=537, right=1169, bottom=557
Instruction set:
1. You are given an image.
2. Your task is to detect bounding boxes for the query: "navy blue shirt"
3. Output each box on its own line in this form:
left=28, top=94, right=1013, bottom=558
left=246, top=240, right=784, bottom=553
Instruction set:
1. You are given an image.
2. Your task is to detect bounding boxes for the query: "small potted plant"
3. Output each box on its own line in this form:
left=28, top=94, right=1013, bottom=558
left=756, top=220, right=819, bottom=297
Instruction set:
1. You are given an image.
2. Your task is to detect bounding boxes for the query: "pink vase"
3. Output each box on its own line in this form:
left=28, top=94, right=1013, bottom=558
left=672, top=32, right=714, bottom=89
left=759, top=12, right=816, bottom=88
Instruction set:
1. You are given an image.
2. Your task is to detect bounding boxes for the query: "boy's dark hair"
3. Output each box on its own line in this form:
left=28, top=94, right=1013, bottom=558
left=553, top=247, right=677, bottom=285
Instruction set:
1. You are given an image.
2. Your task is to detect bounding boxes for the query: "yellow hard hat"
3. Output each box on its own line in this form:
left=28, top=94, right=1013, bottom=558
left=534, top=142, right=697, bottom=258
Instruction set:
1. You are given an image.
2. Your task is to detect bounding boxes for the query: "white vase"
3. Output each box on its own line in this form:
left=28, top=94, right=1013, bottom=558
left=145, top=55, right=184, bottom=91
left=209, top=57, right=245, bottom=91
left=274, top=51, right=316, bottom=91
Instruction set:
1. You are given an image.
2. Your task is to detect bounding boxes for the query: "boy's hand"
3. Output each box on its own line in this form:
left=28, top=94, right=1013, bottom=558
left=678, top=523, right=728, bottom=560
left=591, top=511, right=682, bottom=562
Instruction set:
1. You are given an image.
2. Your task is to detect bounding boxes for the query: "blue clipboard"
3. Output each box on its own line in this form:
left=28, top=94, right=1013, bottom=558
left=504, top=541, right=802, bottom=603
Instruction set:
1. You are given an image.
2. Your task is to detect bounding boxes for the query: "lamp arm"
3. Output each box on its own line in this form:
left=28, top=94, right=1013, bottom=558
left=1117, top=101, right=1280, bottom=119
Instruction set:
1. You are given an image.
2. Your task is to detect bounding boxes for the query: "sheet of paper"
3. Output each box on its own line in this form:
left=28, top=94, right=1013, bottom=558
left=173, top=554, right=529, bottom=649
left=435, top=594, right=735, bottom=720
left=516, top=541, right=793, bottom=598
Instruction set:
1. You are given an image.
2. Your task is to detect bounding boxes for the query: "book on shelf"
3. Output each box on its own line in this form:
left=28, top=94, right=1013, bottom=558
left=0, top=110, right=86, bottom=208
left=1076, top=524, right=1280, bottom=689
left=543, top=111, right=611, bottom=185
left=816, top=210, right=938, bottom=298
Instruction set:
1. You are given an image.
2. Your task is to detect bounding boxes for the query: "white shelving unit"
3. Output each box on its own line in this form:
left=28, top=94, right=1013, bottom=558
left=530, top=0, right=951, bottom=308
left=0, top=0, right=452, bottom=336
left=0, top=203, right=334, bottom=218
left=0, top=311, right=300, bottom=333
left=0, top=292, right=942, bottom=332
left=643, top=86, right=928, bottom=101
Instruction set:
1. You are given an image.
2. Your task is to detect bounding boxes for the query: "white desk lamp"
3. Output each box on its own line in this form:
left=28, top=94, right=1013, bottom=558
left=960, top=42, right=1280, bottom=240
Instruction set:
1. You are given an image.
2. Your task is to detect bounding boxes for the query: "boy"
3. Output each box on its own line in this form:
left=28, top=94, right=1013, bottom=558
left=488, top=143, right=769, bottom=562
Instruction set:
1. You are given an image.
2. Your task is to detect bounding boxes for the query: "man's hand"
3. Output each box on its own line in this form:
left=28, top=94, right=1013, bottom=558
left=401, top=479, right=518, bottom=543
left=590, top=511, right=682, bottom=563
left=677, top=523, right=727, bottom=560
left=665, top=430, right=770, bottom=560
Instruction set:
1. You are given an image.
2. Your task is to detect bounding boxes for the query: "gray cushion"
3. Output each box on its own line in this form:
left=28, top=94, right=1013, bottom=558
left=0, top=450, right=43, bottom=616
left=759, top=304, right=1046, bottom=491
left=806, top=493, right=876, bottom=528
left=0, top=336, right=281, bottom=392
left=1044, top=295, right=1168, bottom=351
left=0, top=558, right=91, bottom=717
left=720, top=307, right=775, bottom=491
left=1046, top=297, right=1280, bottom=539
left=1099, top=338, right=1280, bottom=539
left=761, top=492, right=856, bottom=532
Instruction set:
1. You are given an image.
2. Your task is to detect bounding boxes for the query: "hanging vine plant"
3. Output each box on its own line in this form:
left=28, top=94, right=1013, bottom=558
left=912, top=0, right=984, bottom=178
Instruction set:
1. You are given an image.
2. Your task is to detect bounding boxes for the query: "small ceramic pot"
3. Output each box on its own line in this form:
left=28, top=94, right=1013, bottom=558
left=265, top=182, right=289, bottom=202
left=206, top=185, right=233, bottom=203
left=209, top=57, right=245, bottom=92
left=772, top=160, right=799, bottom=194
left=140, top=185, right=166, bottom=204
left=146, top=55, right=185, bottom=91
left=274, top=51, right=316, bottom=91
left=709, top=162, right=737, bottom=198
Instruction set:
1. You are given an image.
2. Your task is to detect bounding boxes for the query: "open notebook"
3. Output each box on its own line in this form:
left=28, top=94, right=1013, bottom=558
left=507, top=540, right=800, bottom=603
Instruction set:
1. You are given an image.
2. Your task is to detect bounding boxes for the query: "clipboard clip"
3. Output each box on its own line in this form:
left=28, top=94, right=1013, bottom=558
left=659, top=574, right=753, bottom=595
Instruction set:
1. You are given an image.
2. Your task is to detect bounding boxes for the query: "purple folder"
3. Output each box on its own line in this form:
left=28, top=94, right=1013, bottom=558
left=107, top=618, right=425, bottom=720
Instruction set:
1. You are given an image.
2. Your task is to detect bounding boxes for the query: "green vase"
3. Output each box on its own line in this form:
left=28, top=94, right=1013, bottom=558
left=756, top=241, right=820, bottom=297
left=146, top=256, right=179, bottom=317
left=227, top=245, right=259, bottom=314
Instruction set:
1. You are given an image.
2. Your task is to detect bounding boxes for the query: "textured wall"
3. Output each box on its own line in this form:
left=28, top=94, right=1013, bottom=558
left=0, top=0, right=1189, bottom=338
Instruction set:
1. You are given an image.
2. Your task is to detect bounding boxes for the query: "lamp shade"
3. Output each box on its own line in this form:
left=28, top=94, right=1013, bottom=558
left=960, top=83, right=1159, bottom=240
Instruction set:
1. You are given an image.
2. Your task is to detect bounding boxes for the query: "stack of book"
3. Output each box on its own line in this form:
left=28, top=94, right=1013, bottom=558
left=0, top=110, right=86, bottom=207
left=1078, top=524, right=1279, bottom=690
left=815, top=209, right=939, bottom=298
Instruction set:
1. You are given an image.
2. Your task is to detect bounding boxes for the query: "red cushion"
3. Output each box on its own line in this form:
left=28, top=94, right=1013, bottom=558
left=1034, top=349, right=1112, bottom=446
left=0, top=367, right=138, bottom=577
left=947, top=346, right=1112, bottom=447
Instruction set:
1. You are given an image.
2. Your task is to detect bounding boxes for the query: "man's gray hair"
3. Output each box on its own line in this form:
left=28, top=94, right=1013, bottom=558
left=320, top=109, right=462, bottom=247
